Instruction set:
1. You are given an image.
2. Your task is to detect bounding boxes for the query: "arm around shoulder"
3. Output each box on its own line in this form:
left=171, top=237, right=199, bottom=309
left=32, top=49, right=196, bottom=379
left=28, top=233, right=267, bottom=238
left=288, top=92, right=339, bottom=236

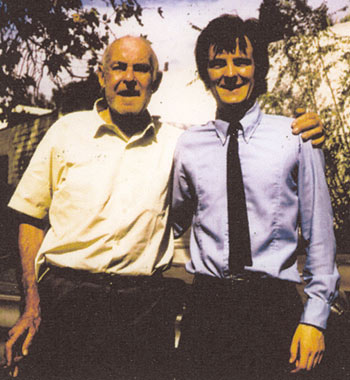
left=292, top=112, right=325, bottom=147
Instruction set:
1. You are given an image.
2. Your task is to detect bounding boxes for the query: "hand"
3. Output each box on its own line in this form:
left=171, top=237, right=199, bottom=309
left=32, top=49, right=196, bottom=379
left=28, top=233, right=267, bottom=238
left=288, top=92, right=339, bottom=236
left=2, top=306, right=41, bottom=377
left=289, top=323, right=325, bottom=373
left=292, top=111, right=325, bottom=147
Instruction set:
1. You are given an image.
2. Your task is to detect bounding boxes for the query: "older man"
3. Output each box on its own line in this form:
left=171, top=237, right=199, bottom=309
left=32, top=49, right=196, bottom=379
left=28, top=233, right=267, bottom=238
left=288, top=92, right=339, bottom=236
left=4, top=34, right=325, bottom=379
left=172, top=15, right=339, bottom=379
left=4, top=36, right=184, bottom=380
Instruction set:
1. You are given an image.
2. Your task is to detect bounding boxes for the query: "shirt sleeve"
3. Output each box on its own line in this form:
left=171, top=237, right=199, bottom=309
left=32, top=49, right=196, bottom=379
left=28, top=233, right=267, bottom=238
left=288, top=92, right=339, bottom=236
left=298, top=140, right=340, bottom=330
left=8, top=125, right=58, bottom=220
left=171, top=137, right=196, bottom=239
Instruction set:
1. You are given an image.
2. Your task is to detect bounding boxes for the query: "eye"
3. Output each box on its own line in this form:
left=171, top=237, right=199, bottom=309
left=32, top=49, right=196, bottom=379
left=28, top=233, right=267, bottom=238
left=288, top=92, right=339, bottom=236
left=133, top=64, right=152, bottom=73
left=233, top=58, right=252, bottom=67
left=208, top=59, right=226, bottom=69
left=111, top=62, right=127, bottom=71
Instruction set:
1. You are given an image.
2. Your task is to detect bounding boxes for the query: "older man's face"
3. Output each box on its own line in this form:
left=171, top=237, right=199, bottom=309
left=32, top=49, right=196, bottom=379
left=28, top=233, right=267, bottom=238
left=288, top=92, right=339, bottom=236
left=99, top=37, right=154, bottom=116
left=207, top=36, right=255, bottom=110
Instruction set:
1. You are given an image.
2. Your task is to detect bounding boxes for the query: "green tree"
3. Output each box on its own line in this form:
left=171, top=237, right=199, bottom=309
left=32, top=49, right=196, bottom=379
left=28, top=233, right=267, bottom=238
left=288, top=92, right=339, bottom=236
left=52, top=73, right=101, bottom=114
left=259, top=0, right=350, bottom=251
left=259, top=0, right=330, bottom=42
left=0, top=0, right=144, bottom=123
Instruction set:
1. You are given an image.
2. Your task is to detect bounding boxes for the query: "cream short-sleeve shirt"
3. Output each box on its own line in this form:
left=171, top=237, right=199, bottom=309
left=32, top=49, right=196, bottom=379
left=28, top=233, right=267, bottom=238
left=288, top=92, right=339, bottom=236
left=9, top=102, right=184, bottom=278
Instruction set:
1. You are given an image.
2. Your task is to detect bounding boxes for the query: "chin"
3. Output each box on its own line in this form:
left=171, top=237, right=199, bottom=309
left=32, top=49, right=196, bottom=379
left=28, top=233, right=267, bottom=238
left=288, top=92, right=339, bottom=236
left=218, top=99, right=246, bottom=107
left=112, top=106, right=143, bottom=116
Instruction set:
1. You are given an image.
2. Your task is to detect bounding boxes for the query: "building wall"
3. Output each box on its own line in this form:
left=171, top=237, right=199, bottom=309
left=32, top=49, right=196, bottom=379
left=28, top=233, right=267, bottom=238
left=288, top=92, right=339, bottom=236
left=0, top=111, right=58, bottom=186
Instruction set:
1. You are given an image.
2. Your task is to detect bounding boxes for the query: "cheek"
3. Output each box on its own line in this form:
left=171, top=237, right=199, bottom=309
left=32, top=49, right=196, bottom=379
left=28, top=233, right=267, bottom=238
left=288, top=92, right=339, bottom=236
left=208, top=68, right=220, bottom=78
left=105, top=72, right=121, bottom=87
left=241, top=67, right=255, bottom=82
left=139, top=76, right=153, bottom=91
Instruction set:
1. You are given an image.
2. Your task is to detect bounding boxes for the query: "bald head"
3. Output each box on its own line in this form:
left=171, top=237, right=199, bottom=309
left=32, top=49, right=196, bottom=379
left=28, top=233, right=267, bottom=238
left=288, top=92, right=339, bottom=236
left=102, top=36, right=160, bottom=82
left=97, top=35, right=162, bottom=119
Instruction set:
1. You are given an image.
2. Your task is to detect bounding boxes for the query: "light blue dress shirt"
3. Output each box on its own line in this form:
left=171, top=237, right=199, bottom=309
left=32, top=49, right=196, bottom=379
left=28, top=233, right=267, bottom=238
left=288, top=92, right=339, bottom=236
left=172, top=102, right=339, bottom=329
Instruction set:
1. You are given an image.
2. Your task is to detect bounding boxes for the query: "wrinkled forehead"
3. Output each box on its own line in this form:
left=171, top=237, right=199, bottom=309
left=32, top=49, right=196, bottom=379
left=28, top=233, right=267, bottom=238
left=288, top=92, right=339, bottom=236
left=105, top=38, right=152, bottom=63
left=102, top=36, right=159, bottom=79
left=208, top=35, right=253, bottom=59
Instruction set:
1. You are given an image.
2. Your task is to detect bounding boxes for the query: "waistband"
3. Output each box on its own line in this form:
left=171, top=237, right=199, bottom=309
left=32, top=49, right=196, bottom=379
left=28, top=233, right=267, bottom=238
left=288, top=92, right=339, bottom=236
left=194, top=271, right=288, bottom=287
left=46, top=265, right=163, bottom=287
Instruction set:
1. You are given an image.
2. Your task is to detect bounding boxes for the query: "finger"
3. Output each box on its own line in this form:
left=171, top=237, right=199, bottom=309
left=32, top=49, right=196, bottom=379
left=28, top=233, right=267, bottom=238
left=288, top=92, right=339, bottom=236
left=318, top=351, right=324, bottom=365
left=22, top=328, right=35, bottom=356
left=300, top=126, right=323, bottom=141
left=311, top=135, right=325, bottom=147
left=5, top=336, right=16, bottom=366
left=300, top=123, right=322, bottom=136
left=5, top=327, right=28, bottom=366
left=296, top=112, right=319, bottom=121
left=13, top=355, right=24, bottom=363
left=306, top=351, right=316, bottom=371
left=296, top=346, right=309, bottom=372
left=289, top=338, right=298, bottom=364
left=9, top=365, right=19, bottom=378
left=294, top=107, right=307, bottom=118
left=292, top=115, right=321, bottom=134
left=13, top=365, right=19, bottom=378
left=290, top=360, right=300, bottom=373
left=312, top=350, right=320, bottom=369
left=293, top=111, right=319, bottom=125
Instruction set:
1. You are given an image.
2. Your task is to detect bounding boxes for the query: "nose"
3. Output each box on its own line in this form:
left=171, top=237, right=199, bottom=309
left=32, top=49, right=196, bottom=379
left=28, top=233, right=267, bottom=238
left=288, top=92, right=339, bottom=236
left=124, top=66, right=136, bottom=82
left=224, top=60, right=237, bottom=77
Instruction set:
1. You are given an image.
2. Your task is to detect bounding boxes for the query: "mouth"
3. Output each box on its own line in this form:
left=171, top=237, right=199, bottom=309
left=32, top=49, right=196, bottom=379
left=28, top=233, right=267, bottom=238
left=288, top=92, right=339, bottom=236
left=117, top=89, right=140, bottom=97
left=219, top=82, right=246, bottom=92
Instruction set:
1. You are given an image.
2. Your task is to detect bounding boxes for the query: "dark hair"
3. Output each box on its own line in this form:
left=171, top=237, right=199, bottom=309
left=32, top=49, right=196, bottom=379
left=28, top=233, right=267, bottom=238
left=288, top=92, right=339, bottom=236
left=195, top=14, right=269, bottom=98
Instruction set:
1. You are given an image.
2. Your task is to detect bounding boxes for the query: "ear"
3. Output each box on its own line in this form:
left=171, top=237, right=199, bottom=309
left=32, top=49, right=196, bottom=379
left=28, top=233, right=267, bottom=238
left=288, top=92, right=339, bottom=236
left=151, top=71, right=163, bottom=93
left=97, top=64, right=105, bottom=89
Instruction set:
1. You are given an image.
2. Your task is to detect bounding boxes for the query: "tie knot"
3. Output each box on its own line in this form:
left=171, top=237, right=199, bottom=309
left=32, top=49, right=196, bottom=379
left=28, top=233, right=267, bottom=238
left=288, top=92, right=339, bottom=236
left=228, top=122, right=242, bottom=137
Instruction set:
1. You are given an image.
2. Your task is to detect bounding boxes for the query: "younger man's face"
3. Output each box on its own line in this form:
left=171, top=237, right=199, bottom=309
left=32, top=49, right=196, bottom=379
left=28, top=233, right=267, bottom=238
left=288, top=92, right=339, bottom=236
left=207, top=36, right=255, bottom=110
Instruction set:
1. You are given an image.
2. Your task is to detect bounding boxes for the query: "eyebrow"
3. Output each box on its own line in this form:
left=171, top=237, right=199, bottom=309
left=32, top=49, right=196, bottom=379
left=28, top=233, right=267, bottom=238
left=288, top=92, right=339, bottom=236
left=110, top=61, right=127, bottom=68
left=208, top=58, right=226, bottom=67
left=109, top=61, right=152, bottom=69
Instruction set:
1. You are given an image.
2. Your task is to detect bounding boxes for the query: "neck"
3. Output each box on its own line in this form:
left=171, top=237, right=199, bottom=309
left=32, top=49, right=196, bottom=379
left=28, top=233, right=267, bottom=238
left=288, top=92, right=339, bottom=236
left=101, top=108, right=151, bottom=138
left=216, top=98, right=255, bottom=124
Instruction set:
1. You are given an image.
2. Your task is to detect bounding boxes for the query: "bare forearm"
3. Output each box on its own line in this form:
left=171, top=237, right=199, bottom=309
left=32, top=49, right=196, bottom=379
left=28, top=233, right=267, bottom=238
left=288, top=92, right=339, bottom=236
left=3, top=222, right=45, bottom=370
left=18, top=223, right=45, bottom=309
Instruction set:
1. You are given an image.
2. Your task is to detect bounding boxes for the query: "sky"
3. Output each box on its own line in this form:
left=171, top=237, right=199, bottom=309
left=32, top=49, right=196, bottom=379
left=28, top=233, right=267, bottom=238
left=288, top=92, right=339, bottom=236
left=82, top=0, right=349, bottom=67
left=44, top=0, right=350, bottom=122
left=79, top=0, right=349, bottom=65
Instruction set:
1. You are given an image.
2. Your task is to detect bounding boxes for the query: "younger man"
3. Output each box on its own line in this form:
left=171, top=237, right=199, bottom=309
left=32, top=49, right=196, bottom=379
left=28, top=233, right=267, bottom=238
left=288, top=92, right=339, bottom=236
left=172, top=15, right=338, bottom=379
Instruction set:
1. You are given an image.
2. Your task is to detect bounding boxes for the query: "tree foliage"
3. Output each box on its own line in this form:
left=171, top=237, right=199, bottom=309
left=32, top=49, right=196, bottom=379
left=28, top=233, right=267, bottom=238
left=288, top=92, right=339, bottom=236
left=0, top=0, right=144, bottom=123
left=259, top=0, right=330, bottom=42
left=259, top=0, right=350, bottom=251
left=52, top=73, right=101, bottom=114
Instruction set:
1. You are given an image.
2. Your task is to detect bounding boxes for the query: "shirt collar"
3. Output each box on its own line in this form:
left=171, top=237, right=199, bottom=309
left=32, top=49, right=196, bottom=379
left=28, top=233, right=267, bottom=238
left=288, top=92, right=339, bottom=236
left=91, top=99, right=156, bottom=143
left=213, top=101, right=262, bottom=145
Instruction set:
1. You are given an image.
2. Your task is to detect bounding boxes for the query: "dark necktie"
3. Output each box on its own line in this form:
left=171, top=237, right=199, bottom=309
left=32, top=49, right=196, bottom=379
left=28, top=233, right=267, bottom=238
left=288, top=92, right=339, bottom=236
left=227, top=122, right=252, bottom=273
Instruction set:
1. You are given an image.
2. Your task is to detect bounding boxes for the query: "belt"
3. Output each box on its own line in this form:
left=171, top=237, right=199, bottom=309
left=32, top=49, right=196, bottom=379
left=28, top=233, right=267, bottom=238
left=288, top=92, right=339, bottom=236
left=194, top=271, right=270, bottom=287
left=46, top=265, right=163, bottom=287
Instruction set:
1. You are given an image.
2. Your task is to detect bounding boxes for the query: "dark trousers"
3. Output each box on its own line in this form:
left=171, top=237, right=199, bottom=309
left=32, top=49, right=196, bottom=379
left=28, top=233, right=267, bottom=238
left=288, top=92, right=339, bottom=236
left=20, top=267, right=183, bottom=380
left=177, top=274, right=304, bottom=380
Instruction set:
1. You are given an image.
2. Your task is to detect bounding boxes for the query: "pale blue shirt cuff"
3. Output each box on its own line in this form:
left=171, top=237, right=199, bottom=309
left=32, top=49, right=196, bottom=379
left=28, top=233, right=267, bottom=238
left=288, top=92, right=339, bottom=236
left=300, top=297, right=332, bottom=330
